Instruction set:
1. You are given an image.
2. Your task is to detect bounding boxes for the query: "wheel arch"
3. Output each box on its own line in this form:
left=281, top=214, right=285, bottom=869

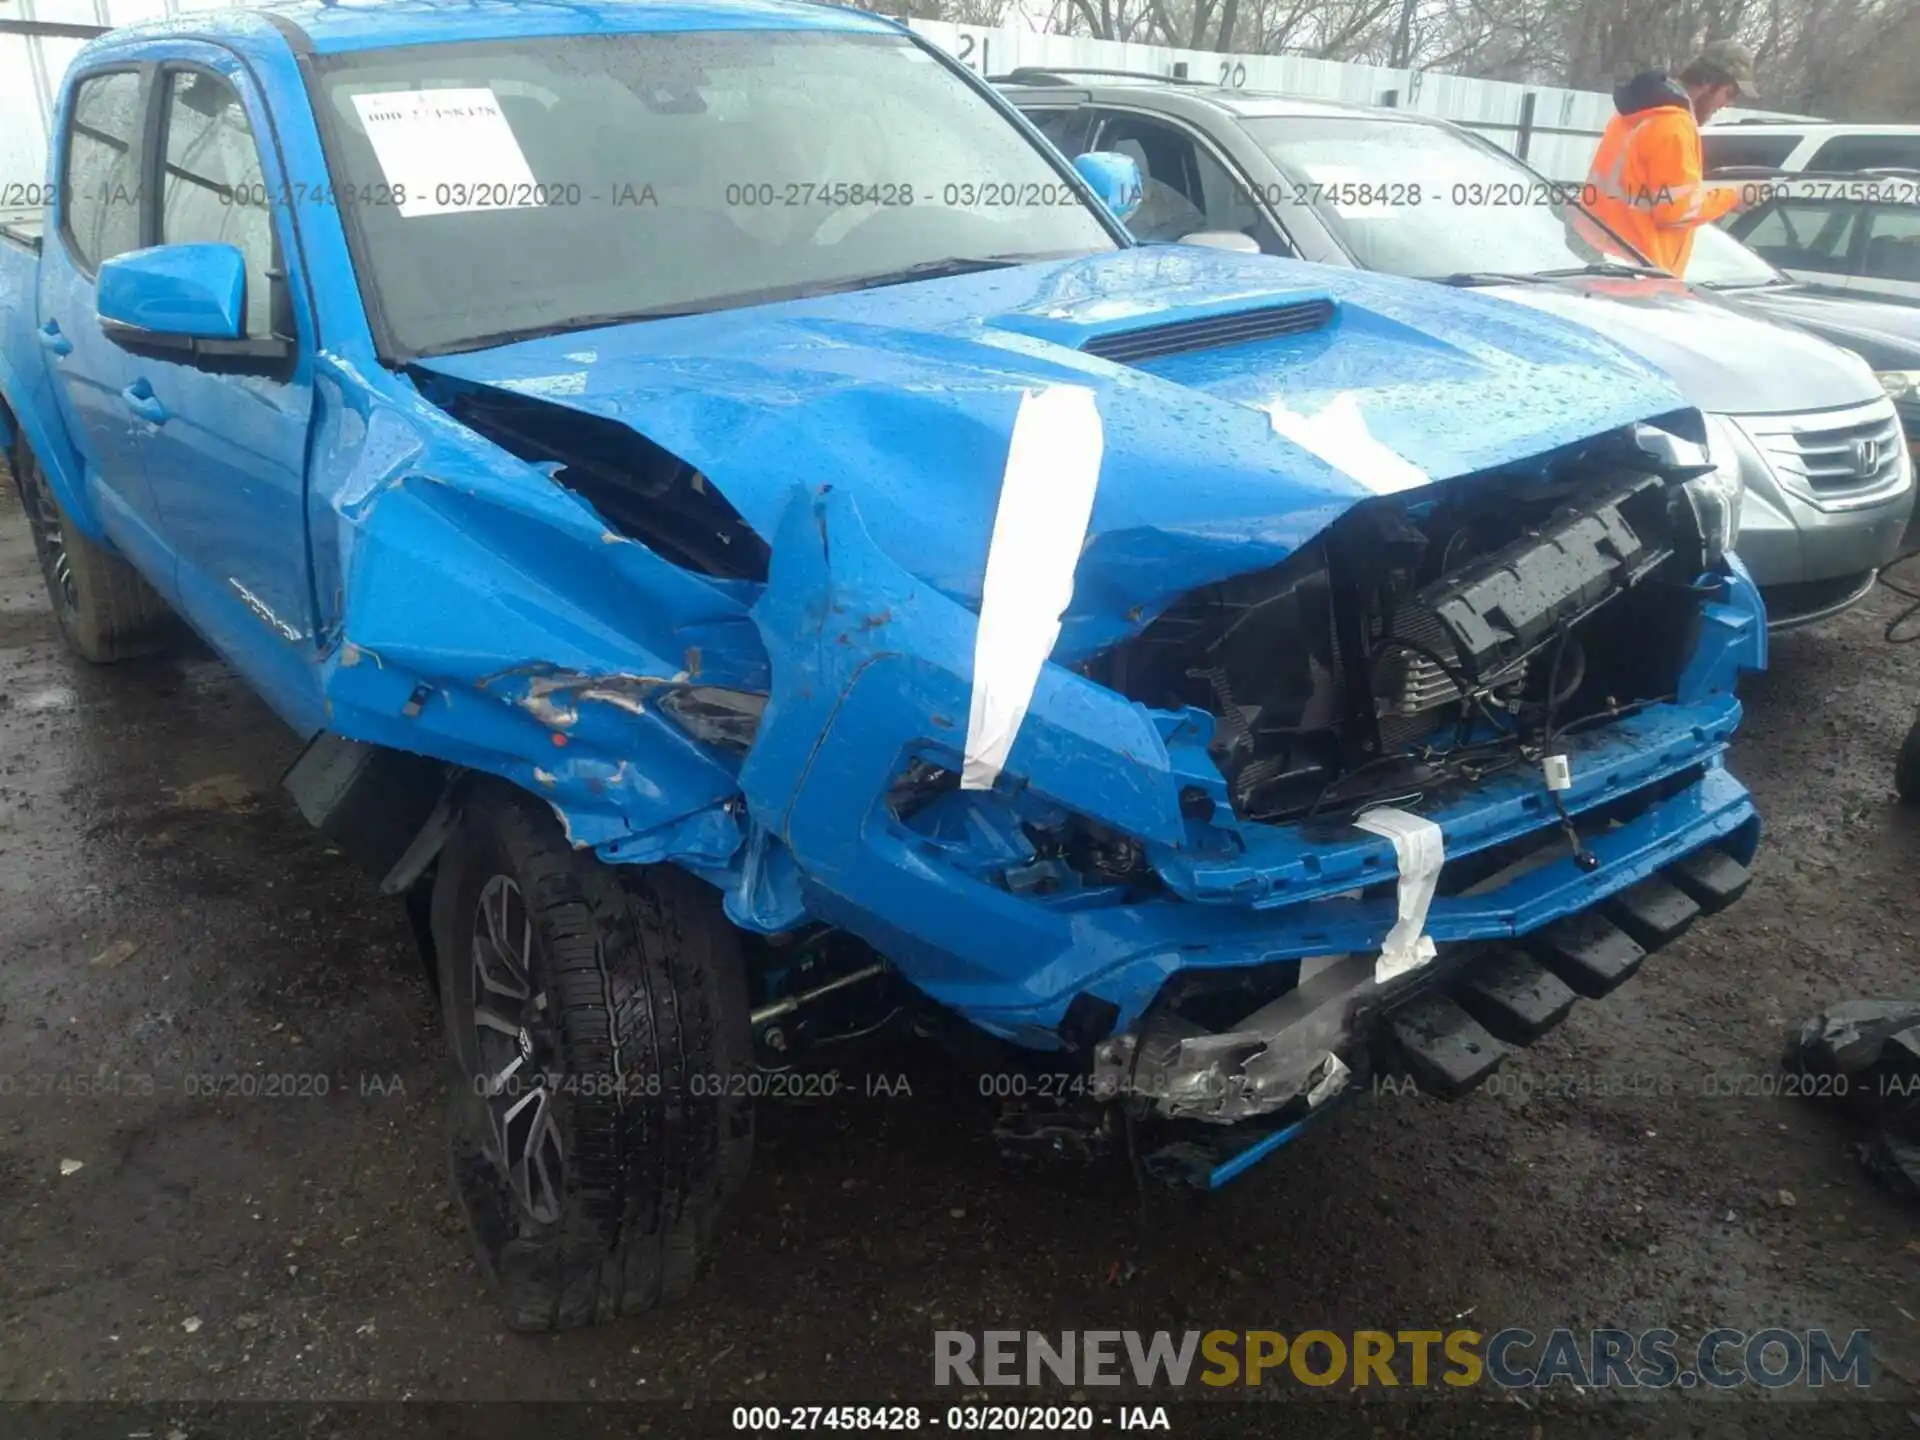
left=0, top=353, right=110, bottom=542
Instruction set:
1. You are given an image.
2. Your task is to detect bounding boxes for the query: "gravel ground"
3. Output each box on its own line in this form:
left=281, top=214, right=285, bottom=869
left=1, top=475, right=1918, bottom=1432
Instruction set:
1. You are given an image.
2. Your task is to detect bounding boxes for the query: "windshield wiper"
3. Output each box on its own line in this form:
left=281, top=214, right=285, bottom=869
left=418, top=252, right=1074, bottom=357
left=422, top=305, right=706, bottom=357
left=801, top=254, right=1038, bottom=297
left=1533, top=261, right=1670, bottom=280
left=1436, top=271, right=1558, bottom=288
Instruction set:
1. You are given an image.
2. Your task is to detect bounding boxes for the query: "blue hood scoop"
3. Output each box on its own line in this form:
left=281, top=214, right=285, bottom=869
left=1080, top=297, right=1336, bottom=365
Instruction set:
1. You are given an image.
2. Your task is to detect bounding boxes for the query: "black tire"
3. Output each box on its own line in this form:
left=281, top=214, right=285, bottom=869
left=1897, top=708, right=1920, bottom=805
left=430, top=781, right=754, bottom=1330
left=7, top=437, right=173, bottom=663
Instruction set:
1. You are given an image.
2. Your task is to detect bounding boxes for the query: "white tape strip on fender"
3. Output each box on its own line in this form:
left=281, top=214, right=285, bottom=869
left=961, top=386, right=1105, bottom=791
left=1352, top=806, right=1445, bottom=984
left=1265, top=390, right=1430, bottom=496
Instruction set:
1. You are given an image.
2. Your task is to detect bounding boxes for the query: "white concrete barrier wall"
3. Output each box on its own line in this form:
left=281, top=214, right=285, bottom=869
left=907, top=19, right=1623, bottom=181
left=3, top=0, right=1805, bottom=210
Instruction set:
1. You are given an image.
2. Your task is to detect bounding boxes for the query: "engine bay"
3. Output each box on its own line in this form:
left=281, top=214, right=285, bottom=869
left=1101, top=440, right=1717, bottom=825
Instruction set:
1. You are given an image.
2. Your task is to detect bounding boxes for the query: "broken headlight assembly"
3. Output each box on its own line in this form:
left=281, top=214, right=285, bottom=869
left=1097, top=442, right=1710, bottom=828
left=1636, top=417, right=1743, bottom=565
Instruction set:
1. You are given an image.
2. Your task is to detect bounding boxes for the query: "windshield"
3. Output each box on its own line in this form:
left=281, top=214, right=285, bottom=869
left=1237, top=114, right=1641, bottom=280
left=313, top=33, right=1118, bottom=355
left=1683, top=221, right=1791, bottom=289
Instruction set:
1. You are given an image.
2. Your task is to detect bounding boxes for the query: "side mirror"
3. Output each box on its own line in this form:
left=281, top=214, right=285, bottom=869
left=98, top=243, right=245, bottom=339
left=97, top=242, right=292, bottom=371
left=1177, top=230, right=1263, bottom=255
left=1074, top=151, right=1144, bottom=224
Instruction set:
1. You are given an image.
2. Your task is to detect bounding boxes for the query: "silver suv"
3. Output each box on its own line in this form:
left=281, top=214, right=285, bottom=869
left=1001, top=72, right=1915, bottom=627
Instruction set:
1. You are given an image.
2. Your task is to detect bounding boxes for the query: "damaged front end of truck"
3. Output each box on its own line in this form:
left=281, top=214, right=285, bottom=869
left=301, top=250, right=1765, bottom=1189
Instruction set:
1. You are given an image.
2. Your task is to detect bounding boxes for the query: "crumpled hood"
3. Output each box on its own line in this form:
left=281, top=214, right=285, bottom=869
left=418, top=246, right=1686, bottom=657
left=1483, top=274, right=1881, bottom=416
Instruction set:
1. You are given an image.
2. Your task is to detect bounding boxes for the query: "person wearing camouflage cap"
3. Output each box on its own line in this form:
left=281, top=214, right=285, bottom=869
left=1584, top=41, right=1760, bottom=276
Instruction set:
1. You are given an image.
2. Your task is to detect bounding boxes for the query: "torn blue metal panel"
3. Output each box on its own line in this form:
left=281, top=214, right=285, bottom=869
left=300, top=355, right=759, bottom=858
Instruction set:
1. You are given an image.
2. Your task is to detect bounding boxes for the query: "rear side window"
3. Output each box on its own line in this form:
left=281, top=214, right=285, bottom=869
left=1860, top=206, right=1920, bottom=281
left=1806, top=134, right=1920, bottom=172
left=159, top=70, right=276, bottom=338
left=1701, top=133, right=1800, bottom=172
left=1089, top=111, right=1209, bottom=241
left=63, top=70, right=144, bottom=273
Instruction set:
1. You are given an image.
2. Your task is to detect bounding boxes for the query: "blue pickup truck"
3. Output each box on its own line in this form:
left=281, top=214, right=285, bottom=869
left=0, top=0, right=1765, bottom=1330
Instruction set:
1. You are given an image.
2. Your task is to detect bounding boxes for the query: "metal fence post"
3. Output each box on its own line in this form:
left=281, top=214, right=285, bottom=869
left=1516, top=92, right=1537, bottom=161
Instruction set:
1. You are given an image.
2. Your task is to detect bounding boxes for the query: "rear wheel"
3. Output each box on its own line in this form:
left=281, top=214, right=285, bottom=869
left=431, top=782, right=753, bottom=1330
left=8, top=439, right=172, bottom=662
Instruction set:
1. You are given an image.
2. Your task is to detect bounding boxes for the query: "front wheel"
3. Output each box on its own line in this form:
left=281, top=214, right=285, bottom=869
left=430, top=782, right=754, bottom=1330
left=8, top=438, right=173, bottom=662
left=1897, top=706, right=1920, bottom=805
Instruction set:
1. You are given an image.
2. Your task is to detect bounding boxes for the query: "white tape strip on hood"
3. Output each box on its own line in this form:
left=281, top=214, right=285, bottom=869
left=1265, top=390, right=1430, bottom=496
left=1352, top=806, right=1445, bottom=983
left=961, top=385, right=1105, bottom=790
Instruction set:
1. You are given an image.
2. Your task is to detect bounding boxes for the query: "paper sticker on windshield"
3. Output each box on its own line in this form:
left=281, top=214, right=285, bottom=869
left=350, top=88, right=540, bottom=218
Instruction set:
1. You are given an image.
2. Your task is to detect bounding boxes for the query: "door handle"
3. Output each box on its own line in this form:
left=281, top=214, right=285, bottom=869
left=120, top=379, right=169, bottom=426
left=37, top=322, right=72, bottom=358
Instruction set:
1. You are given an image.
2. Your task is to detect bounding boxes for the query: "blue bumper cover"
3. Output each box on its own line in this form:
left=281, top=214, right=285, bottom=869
left=723, top=485, right=1767, bottom=1048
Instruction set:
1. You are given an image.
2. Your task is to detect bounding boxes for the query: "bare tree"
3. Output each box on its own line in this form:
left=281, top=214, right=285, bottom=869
left=864, top=0, right=1920, bottom=119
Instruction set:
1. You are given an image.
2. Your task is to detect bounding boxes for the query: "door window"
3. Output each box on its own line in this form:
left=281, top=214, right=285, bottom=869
left=62, top=70, right=144, bottom=273
left=1024, top=106, right=1092, bottom=155
left=1806, top=134, right=1920, bottom=172
left=1860, top=206, right=1920, bottom=282
left=1089, top=111, right=1206, bottom=241
left=158, top=69, right=278, bottom=338
left=1088, top=110, right=1274, bottom=248
left=1701, top=132, right=1800, bottom=172
left=1734, top=199, right=1861, bottom=273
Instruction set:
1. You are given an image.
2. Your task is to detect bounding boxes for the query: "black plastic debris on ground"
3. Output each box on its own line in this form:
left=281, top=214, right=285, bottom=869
left=1782, top=999, right=1920, bottom=1202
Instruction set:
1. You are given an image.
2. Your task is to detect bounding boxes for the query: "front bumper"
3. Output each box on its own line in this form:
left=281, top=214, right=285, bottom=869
left=1740, top=476, right=1910, bottom=620
left=724, top=487, right=1767, bottom=1057
left=1728, top=400, right=1916, bottom=621
left=1095, top=826, right=1757, bottom=1188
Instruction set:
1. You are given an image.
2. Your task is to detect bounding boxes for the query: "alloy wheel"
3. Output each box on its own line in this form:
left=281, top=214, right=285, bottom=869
left=15, top=455, right=76, bottom=615
left=466, top=874, right=565, bottom=1225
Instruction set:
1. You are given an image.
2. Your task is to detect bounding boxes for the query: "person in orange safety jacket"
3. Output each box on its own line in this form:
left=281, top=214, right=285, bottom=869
left=1584, top=40, right=1762, bottom=278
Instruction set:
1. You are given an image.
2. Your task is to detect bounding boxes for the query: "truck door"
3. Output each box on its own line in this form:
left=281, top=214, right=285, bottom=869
left=36, top=64, right=177, bottom=592
left=121, top=54, right=322, bottom=729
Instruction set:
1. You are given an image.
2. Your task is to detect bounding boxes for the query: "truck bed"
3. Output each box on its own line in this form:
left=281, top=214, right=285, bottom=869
left=0, top=213, right=49, bottom=461
left=0, top=212, right=44, bottom=253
